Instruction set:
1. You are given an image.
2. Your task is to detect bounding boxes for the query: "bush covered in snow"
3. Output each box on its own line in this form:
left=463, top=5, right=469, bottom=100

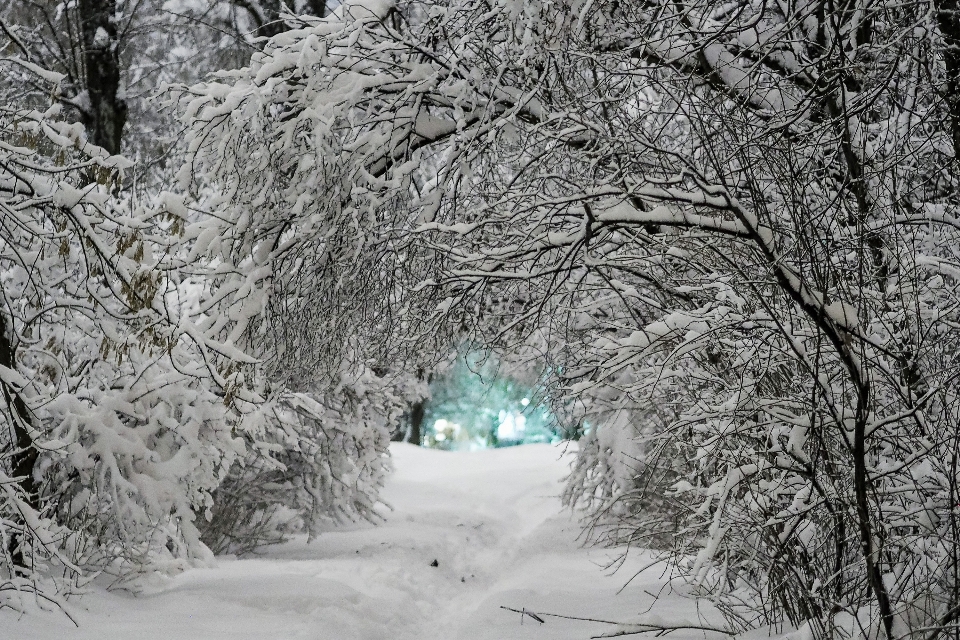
left=562, top=390, right=689, bottom=550
left=201, top=370, right=399, bottom=555
left=0, top=45, right=401, bottom=602
left=0, top=60, right=247, bottom=594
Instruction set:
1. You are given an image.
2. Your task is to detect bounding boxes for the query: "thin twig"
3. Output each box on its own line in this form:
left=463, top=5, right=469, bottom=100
left=500, top=605, right=735, bottom=636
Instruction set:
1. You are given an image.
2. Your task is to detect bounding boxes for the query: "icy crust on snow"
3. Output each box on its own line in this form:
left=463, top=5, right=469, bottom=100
left=7, top=443, right=724, bottom=640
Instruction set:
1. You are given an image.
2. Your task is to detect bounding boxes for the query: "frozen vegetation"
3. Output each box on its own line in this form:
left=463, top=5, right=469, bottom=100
left=3, top=0, right=960, bottom=638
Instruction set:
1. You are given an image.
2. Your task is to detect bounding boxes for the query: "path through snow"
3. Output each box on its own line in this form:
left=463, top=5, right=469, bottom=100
left=9, top=443, right=700, bottom=640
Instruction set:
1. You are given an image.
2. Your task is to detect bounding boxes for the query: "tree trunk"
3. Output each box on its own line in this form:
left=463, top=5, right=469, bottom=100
left=254, top=0, right=287, bottom=40
left=939, top=0, right=960, bottom=162
left=405, top=399, right=425, bottom=446
left=78, top=0, right=127, bottom=155
left=304, top=0, right=327, bottom=19
left=0, top=311, right=39, bottom=571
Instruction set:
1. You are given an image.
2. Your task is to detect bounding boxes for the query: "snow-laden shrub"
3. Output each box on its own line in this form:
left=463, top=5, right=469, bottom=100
left=200, top=367, right=399, bottom=555
left=559, top=267, right=960, bottom=633
left=0, top=58, right=251, bottom=596
left=37, top=355, right=243, bottom=577
left=562, top=374, right=691, bottom=550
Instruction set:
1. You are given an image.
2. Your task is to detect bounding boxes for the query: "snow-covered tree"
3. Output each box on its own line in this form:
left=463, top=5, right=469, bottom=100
left=166, top=2, right=439, bottom=555
left=1, top=0, right=305, bottom=167
left=178, top=1, right=960, bottom=637
left=0, top=53, right=267, bottom=605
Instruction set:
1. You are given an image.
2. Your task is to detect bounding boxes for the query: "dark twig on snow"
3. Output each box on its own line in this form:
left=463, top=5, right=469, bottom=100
left=499, top=605, right=736, bottom=638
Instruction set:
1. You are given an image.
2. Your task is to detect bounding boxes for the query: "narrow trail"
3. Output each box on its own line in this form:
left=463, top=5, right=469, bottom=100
left=12, top=444, right=694, bottom=640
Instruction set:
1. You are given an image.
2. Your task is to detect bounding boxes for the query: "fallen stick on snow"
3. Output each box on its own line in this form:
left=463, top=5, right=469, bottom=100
left=499, top=605, right=736, bottom=638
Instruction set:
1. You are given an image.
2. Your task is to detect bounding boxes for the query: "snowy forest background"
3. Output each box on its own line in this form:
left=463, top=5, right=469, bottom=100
left=3, top=0, right=960, bottom=638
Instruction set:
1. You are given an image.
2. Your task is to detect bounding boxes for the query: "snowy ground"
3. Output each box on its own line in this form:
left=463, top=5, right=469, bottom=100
left=7, top=443, right=707, bottom=640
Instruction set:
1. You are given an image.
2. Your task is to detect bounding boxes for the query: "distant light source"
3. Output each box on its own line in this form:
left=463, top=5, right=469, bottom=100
left=497, top=413, right=527, bottom=441
left=520, top=397, right=530, bottom=406
left=432, top=418, right=462, bottom=445
left=433, top=419, right=449, bottom=442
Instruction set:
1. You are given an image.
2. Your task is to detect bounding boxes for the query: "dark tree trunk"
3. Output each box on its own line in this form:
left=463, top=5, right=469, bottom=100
left=0, top=312, right=39, bottom=571
left=938, top=0, right=960, bottom=162
left=254, top=0, right=287, bottom=40
left=304, top=0, right=327, bottom=19
left=405, top=400, right=425, bottom=446
left=78, top=0, right=127, bottom=155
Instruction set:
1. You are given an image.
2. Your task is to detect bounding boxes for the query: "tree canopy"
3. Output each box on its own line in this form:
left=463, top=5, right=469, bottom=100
left=4, top=0, right=960, bottom=638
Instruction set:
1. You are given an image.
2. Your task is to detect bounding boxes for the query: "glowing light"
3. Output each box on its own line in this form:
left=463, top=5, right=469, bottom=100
left=497, top=412, right=527, bottom=441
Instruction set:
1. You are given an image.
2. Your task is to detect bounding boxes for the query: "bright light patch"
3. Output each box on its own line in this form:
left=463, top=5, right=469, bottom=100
left=497, top=413, right=527, bottom=441
left=432, top=418, right=463, bottom=445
